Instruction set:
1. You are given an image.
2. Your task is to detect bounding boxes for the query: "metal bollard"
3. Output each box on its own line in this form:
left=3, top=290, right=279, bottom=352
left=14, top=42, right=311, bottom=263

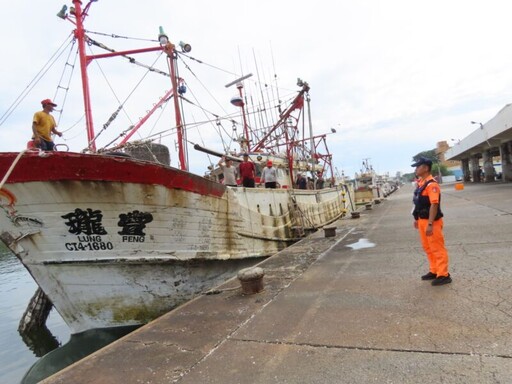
left=323, top=226, right=336, bottom=237
left=237, top=267, right=265, bottom=294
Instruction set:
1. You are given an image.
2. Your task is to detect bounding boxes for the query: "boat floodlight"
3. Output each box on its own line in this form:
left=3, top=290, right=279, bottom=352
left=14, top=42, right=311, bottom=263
left=179, top=41, right=192, bottom=53
left=56, top=5, right=68, bottom=19
left=158, top=26, right=169, bottom=45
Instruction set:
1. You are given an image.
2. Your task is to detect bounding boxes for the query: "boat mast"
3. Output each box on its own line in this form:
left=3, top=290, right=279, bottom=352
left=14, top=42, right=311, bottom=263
left=66, top=2, right=187, bottom=168
left=164, top=44, right=187, bottom=170
left=73, top=0, right=96, bottom=152
left=226, top=74, right=253, bottom=153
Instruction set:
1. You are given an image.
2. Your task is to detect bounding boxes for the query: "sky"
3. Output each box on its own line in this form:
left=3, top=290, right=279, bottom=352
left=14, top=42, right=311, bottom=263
left=2, top=0, right=512, bottom=179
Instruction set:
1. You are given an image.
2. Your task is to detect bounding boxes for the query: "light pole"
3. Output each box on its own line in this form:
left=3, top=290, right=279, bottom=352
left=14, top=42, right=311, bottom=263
left=470, top=121, right=483, bottom=129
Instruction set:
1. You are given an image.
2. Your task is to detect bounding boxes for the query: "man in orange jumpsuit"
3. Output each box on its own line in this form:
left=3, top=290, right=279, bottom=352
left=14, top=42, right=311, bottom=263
left=412, top=157, right=451, bottom=286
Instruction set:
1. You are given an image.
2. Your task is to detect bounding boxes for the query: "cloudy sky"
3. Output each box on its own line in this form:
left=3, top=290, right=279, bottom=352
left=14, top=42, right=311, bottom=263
left=2, top=0, right=512, bottom=178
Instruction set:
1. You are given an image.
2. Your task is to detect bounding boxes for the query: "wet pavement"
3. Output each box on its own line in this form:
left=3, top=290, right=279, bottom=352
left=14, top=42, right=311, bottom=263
left=43, top=182, right=512, bottom=383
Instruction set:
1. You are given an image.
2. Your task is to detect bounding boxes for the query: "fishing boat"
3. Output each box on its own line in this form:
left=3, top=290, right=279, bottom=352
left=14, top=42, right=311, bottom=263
left=0, top=0, right=351, bottom=334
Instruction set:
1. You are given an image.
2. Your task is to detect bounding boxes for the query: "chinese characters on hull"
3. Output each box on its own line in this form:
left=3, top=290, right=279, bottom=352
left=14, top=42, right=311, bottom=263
left=118, top=210, right=153, bottom=242
left=61, top=208, right=154, bottom=251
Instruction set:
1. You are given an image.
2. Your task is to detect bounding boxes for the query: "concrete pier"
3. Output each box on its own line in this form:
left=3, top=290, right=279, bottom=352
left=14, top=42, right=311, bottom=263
left=43, top=182, right=512, bottom=384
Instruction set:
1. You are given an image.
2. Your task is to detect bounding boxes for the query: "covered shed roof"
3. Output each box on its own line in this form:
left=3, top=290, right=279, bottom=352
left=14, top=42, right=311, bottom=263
left=445, top=104, right=512, bottom=160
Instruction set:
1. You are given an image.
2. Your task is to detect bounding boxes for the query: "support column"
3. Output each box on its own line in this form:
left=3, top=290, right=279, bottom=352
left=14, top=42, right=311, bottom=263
left=482, top=149, right=495, bottom=182
left=501, top=141, right=512, bottom=182
left=470, top=156, right=480, bottom=182
left=461, top=158, right=471, bottom=182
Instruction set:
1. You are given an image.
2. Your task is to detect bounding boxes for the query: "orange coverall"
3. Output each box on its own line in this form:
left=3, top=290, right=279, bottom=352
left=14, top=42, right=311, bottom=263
left=416, top=176, right=449, bottom=277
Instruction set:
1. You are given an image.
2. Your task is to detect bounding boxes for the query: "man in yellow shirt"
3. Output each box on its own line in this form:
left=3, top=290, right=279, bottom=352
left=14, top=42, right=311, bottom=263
left=32, top=99, right=62, bottom=150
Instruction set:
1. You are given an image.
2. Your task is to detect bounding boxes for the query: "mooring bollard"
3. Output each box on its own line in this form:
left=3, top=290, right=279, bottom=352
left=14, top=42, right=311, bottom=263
left=365, top=203, right=373, bottom=210
left=323, top=226, right=336, bottom=237
left=351, top=212, right=360, bottom=219
left=237, top=267, right=265, bottom=295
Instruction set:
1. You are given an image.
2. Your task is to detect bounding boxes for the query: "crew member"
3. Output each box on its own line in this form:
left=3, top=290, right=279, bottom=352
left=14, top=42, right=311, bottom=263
left=238, top=153, right=255, bottom=188
left=32, top=99, right=62, bottom=151
left=412, top=157, right=451, bottom=286
left=218, top=156, right=238, bottom=187
left=296, top=173, right=307, bottom=189
left=260, top=160, right=277, bottom=188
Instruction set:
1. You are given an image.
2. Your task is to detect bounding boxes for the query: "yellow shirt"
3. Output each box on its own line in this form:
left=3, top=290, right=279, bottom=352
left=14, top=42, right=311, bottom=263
left=33, top=111, right=57, bottom=141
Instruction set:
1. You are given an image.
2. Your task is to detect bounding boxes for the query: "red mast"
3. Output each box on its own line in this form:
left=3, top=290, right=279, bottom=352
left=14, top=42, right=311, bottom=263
left=72, top=0, right=96, bottom=152
left=67, top=1, right=187, bottom=168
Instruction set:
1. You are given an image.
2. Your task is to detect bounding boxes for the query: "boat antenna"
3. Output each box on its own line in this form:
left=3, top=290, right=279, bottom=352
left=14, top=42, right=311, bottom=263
left=252, top=49, right=271, bottom=130
left=269, top=40, right=282, bottom=115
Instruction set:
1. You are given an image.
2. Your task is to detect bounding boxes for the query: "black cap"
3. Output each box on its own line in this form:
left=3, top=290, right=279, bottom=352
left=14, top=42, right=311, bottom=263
left=411, top=157, right=433, bottom=167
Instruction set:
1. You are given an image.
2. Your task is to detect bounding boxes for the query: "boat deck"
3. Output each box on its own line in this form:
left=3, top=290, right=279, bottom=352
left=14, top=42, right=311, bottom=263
left=42, top=182, right=512, bottom=383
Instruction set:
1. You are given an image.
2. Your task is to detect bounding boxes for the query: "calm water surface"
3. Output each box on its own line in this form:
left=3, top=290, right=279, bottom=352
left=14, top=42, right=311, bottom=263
left=0, top=244, right=70, bottom=383
left=0, top=244, right=139, bottom=384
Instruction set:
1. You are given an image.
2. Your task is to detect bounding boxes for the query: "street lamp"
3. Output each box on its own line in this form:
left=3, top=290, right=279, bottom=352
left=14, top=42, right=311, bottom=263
left=471, top=121, right=484, bottom=129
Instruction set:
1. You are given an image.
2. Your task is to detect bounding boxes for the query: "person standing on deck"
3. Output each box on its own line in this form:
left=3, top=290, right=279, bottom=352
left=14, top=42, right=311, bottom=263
left=32, top=99, right=62, bottom=151
left=411, top=157, right=451, bottom=286
left=218, top=156, right=238, bottom=187
left=238, top=153, right=255, bottom=188
left=296, top=173, right=307, bottom=189
left=260, top=160, right=278, bottom=189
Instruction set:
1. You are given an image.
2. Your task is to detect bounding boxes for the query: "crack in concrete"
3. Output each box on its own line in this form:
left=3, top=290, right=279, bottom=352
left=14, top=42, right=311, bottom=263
left=229, top=337, right=512, bottom=359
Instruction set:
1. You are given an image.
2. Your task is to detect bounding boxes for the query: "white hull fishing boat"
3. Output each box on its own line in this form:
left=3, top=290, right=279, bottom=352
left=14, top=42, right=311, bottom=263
left=0, top=0, right=351, bottom=334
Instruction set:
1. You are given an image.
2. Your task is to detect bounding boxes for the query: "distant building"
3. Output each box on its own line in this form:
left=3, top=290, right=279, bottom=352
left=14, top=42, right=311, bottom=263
left=436, top=141, right=462, bottom=179
left=436, top=141, right=460, bottom=168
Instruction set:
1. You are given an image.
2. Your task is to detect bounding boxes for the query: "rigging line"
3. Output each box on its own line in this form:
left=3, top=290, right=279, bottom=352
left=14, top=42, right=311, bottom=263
left=177, top=56, right=240, bottom=154
left=54, top=40, right=79, bottom=127
left=146, top=95, right=171, bottom=138
left=0, top=33, right=74, bottom=126
left=172, top=59, right=240, bottom=145
left=84, top=30, right=159, bottom=43
left=187, top=113, right=216, bottom=169
left=247, top=93, right=257, bottom=142
left=179, top=52, right=239, bottom=77
left=269, top=40, right=281, bottom=112
left=177, top=54, right=230, bottom=117
left=60, top=114, right=85, bottom=133
left=100, top=124, right=138, bottom=150
left=252, top=48, right=271, bottom=131
left=88, top=48, right=165, bottom=145
left=121, top=111, right=240, bottom=146
left=261, top=62, right=278, bottom=127
left=184, top=85, right=230, bottom=151
left=87, top=37, right=170, bottom=78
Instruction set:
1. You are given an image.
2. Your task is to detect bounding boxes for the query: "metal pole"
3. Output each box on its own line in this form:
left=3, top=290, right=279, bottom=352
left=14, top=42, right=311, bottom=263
left=73, top=0, right=96, bottom=152
left=166, top=45, right=187, bottom=171
left=237, top=83, right=250, bottom=151
left=306, top=93, right=316, bottom=189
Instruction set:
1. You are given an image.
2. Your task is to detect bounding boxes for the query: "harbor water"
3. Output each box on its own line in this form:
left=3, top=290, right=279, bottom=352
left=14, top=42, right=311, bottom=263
left=0, top=244, right=142, bottom=384
left=0, top=243, right=70, bottom=383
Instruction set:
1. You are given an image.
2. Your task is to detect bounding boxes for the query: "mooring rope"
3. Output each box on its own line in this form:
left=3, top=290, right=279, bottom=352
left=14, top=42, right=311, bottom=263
left=0, top=150, right=28, bottom=190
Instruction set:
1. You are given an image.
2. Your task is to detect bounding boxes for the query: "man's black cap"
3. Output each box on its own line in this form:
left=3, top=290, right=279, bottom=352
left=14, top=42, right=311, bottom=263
left=411, top=157, right=433, bottom=167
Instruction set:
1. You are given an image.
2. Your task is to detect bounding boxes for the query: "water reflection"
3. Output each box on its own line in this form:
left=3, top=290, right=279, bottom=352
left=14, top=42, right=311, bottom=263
left=21, top=325, right=140, bottom=384
left=0, top=244, right=69, bottom=384
left=346, top=238, right=376, bottom=250
left=19, top=326, right=60, bottom=358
